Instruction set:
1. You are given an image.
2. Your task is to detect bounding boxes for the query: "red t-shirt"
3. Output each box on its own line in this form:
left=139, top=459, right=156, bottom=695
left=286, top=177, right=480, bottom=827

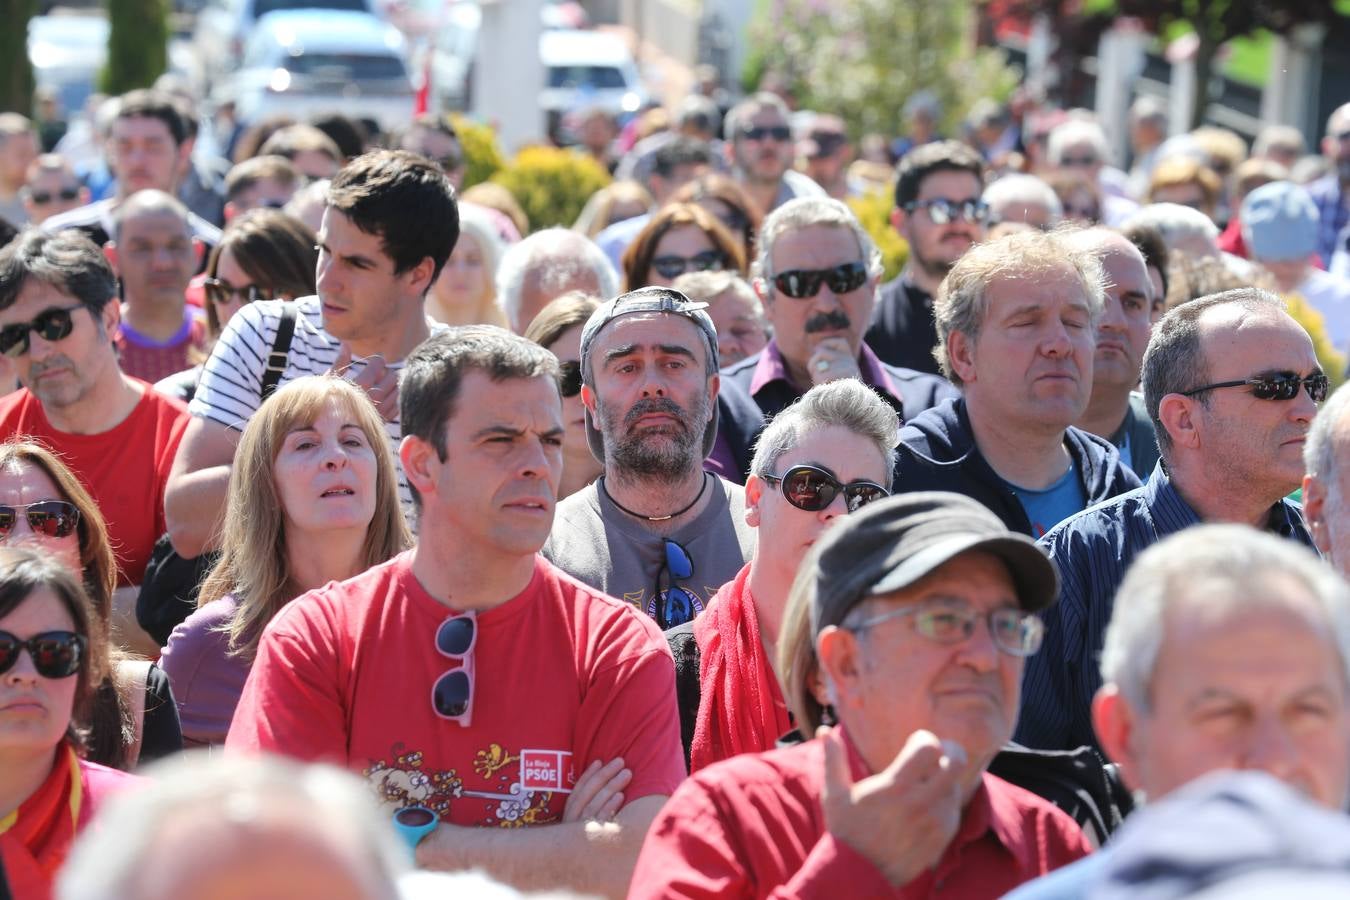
left=0, top=383, right=188, bottom=585
left=226, top=552, right=687, bottom=826
left=630, top=734, right=1093, bottom=899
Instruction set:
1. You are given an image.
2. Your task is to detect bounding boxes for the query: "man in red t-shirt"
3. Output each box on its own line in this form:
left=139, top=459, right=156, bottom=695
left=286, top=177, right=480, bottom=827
left=227, top=326, right=685, bottom=898
left=632, top=492, right=1093, bottom=898
left=0, top=229, right=188, bottom=656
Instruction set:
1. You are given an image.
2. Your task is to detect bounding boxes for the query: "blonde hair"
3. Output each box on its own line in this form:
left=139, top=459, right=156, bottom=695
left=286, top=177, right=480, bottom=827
left=198, top=376, right=411, bottom=659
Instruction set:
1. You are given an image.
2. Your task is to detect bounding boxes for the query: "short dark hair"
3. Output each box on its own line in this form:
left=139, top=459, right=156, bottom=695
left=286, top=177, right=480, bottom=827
left=224, top=155, right=300, bottom=203
left=401, top=327, right=559, bottom=503
left=114, top=89, right=188, bottom=146
left=326, top=150, right=459, bottom=282
left=652, top=137, right=713, bottom=180
left=1119, top=221, right=1171, bottom=301
left=0, top=229, right=117, bottom=315
left=205, top=209, right=317, bottom=336
left=310, top=113, right=368, bottom=161
left=893, top=139, right=985, bottom=210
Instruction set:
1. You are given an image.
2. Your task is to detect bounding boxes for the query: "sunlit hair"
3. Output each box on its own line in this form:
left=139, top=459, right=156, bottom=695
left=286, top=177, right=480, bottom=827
left=198, top=376, right=411, bottom=660
left=522, top=291, right=601, bottom=350
left=621, top=202, right=746, bottom=292
left=573, top=181, right=655, bottom=239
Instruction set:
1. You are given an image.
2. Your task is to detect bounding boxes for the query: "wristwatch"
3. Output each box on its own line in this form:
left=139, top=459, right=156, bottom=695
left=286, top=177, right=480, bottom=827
left=393, top=805, right=439, bottom=852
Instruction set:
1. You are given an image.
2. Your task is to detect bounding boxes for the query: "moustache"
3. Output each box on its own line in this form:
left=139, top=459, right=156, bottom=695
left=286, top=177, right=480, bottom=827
left=28, top=355, right=74, bottom=379
left=803, top=310, right=851, bottom=334
left=623, top=397, right=690, bottom=430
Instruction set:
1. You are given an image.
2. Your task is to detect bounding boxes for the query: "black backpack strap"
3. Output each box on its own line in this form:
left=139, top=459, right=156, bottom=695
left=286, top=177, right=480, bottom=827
left=665, top=622, right=701, bottom=773
left=260, top=304, right=298, bottom=402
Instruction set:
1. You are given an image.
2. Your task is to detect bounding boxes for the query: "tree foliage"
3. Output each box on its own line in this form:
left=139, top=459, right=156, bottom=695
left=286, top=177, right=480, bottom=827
left=100, top=0, right=169, bottom=95
left=744, top=0, right=1020, bottom=140
left=489, top=147, right=611, bottom=233
left=0, top=0, right=36, bottom=116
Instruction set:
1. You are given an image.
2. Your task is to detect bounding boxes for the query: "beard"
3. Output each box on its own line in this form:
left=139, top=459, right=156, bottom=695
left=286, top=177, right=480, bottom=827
left=598, top=392, right=710, bottom=484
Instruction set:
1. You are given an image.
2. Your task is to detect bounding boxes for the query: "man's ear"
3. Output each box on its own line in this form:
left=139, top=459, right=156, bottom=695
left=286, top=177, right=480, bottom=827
left=947, top=329, right=976, bottom=385
left=99, top=298, right=121, bottom=340
left=399, top=434, right=440, bottom=502
left=816, top=625, right=865, bottom=716
left=579, top=382, right=598, bottom=417
left=744, top=473, right=764, bottom=527
left=1304, top=474, right=1333, bottom=556
left=1092, top=685, right=1141, bottom=793
left=890, top=206, right=907, bottom=236
left=405, top=255, right=437, bottom=297
left=1158, top=393, right=1200, bottom=452
left=103, top=242, right=120, bottom=278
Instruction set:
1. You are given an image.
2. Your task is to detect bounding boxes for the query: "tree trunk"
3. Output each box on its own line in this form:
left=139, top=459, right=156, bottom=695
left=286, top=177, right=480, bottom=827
left=101, top=0, right=169, bottom=95
left=1189, top=32, right=1217, bottom=130
left=0, top=0, right=36, bottom=116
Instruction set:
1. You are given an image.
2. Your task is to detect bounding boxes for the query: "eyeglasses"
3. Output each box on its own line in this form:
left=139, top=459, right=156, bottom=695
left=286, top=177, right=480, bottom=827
left=652, top=539, right=701, bottom=631
left=0, top=500, right=80, bottom=539
left=431, top=613, right=476, bottom=725
left=846, top=598, right=1045, bottom=657
left=651, top=250, right=726, bottom=280
left=27, top=187, right=80, bottom=205
left=0, top=630, right=86, bottom=678
left=203, top=279, right=268, bottom=307
left=760, top=465, right=889, bottom=513
left=902, top=198, right=990, bottom=226
left=0, top=304, right=85, bottom=358
left=558, top=360, right=583, bottom=398
left=741, top=125, right=791, bottom=142
left=771, top=261, right=869, bottom=299
left=1059, top=155, right=1099, bottom=167
left=1179, top=371, right=1329, bottom=403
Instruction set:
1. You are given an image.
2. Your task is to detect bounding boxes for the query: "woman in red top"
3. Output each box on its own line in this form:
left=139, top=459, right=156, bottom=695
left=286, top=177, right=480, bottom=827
left=0, top=548, right=138, bottom=900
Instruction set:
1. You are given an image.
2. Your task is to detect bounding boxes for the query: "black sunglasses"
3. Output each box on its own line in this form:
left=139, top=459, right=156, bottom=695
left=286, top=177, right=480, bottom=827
left=203, top=279, right=268, bottom=307
left=651, top=250, right=726, bottom=280
left=0, top=630, right=85, bottom=678
left=741, top=125, right=791, bottom=142
left=28, top=187, right=80, bottom=205
left=902, top=198, right=990, bottom=226
left=760, top=464, right=889, bottom=513
left=651, top=539, right=701, bottom=631
left=771, top=261, right=869, bottom=299
left=0, top=500, right=80, bottom=538
left=0, top=304, right=85, bottom=358
left=431, top=613, right=475, bottom=723
left=1179, top=371, right=1329, bottom=403
left=557, top=360, right=582, bottom=398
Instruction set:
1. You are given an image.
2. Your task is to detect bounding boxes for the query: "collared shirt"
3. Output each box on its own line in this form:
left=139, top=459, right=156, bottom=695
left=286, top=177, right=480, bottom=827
left=744, top=338, right=900, bottom=419
left=1308, top=174, right=1349, bottom=266
left=1017, top=463, right=1315, bottom=753
left=629, top=732, right=1093, bottom=899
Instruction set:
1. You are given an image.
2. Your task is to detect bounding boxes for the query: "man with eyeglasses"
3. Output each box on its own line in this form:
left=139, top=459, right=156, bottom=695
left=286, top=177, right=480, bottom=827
left=543, top=287, right=756, bottom=631
left=1018, top=287, right=1321, bottom=754
left=723, top=92, right=823, bottom=217
left=228, top=327, right=686, bottom=897
left=1307, top=102, right=1350, bottom=266
left=667, top=378, right=897, bottom=772
left=891, top=228, right=1139, bottom=537
left=0, top=229, right=189, bottom=656
left=1008, top=525, right=1350, bottom=899
left=396, top=114, right=466, bottom=190
left=631, top=491, right=1092, bottom=898
left=221, top=155, right=300, bottom=223
left=716, top=197, right=957, bottom=481
left=866, top=140, right=986, bottom=375
left=20, top=155, right=89, bottom=226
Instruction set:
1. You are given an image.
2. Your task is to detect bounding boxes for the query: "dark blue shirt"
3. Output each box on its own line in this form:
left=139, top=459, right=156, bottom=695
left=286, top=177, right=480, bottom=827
left=1016, top=463, right=1315, bottom=753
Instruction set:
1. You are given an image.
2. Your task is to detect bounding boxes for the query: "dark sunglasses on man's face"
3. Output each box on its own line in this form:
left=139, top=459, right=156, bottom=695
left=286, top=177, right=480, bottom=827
left=771, top=261, right=869, bottom=299
left=651, top=250, right=726, bottom=280
left=0, top=630, right=85, bottom=678
left=0, top=304, right=85, bottom=358
left=1179, top=371, right=1329, bottom=403
left=0, top=500, right=80, bottom=538
left=557, top=360, right=583, bottom=398
left=741, top=125, right=791, bottom=142
left=760, top=464, right=889, bottom=513
left=27, top=187, right=80, bottom=205
left=903, top=198, right=990, bottom=226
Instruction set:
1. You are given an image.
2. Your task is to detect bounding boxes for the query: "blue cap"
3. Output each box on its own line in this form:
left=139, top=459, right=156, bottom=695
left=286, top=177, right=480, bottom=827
left=1242, top=181, right=1319, bottom=262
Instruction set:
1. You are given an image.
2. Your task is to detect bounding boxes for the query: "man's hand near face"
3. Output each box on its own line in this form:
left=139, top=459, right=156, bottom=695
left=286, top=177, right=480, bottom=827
left=807, top=336, right=863, bottom=386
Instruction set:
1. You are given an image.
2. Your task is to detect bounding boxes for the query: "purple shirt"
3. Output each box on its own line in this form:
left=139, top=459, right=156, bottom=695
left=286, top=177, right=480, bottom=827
left=745, top=338, right=899, bottom=399
left=159, top=595, right=252, bottom=747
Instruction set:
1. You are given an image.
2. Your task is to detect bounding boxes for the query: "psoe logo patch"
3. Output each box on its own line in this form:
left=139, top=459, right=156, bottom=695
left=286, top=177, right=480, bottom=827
left=519, top=749, right=574, bottom=793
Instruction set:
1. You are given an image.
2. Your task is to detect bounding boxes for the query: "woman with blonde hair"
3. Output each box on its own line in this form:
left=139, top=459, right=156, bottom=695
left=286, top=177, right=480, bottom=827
left=0, top=441, right=180, bottom=770
left=425, top=204, right=508, bottom=329
left=160, top=376, right=411, bottom=746
left=573, top=180, right=655, bottom=239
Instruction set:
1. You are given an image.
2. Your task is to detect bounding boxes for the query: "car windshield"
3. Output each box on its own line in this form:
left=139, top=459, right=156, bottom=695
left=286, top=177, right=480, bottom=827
left=255, top=0, right=366, bottom=15
left=547, top=65, right=628, bottom=90
left=286, top=52, right=407, bottom=80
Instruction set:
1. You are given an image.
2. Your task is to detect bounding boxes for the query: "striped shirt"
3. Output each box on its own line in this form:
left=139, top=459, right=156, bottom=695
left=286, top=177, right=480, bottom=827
left=1015, top=463, right=1314, bottom=754
left=188, top=295, right=441, bottom=514
left=1308, top=174, right=1349, bottom=267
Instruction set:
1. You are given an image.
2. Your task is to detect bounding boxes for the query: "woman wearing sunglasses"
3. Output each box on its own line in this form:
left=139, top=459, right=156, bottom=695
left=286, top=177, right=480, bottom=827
left=0, top=441, right=181, bottom=771
left=523, top=292, right=603, bottom=501
left=157, top=209, right=317, bottom=403
left=160, top=376, right=410, bottom=746
left=667, top=379, right=898, bottom=771
left=0, top=547, right=139, bottom=900
left=621, top=202, right=746, bottom=291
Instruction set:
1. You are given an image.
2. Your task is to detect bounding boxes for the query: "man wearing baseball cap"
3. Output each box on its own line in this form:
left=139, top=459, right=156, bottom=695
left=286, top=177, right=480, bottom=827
left=630, top=492, right=1092, bottom=898
left=542, top=286, right=756, bottom=630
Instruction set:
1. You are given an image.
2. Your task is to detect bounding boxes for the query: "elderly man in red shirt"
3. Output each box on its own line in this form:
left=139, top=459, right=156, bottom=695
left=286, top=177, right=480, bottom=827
left=631, top=491, right=1092, bottom=898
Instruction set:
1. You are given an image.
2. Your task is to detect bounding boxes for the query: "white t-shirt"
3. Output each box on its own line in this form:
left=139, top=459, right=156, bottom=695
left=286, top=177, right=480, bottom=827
left=189, top=295, right=442, bottom=513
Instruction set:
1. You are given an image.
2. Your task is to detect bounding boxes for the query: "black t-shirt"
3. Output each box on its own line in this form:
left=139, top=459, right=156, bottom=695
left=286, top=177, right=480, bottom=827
left=865, top=273, right=943, bottom=375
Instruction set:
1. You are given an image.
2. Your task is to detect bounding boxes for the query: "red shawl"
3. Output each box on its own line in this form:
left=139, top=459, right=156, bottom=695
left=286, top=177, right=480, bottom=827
left=0, top=744, right=84, bottom=900
left=690, top=565, right=793, bottom=772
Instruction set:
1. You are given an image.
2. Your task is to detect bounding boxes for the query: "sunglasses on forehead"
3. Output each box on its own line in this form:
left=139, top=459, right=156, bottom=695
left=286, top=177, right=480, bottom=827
left=760, top=465, right=889, bottom=513
left=1179, top=371, right=1329, bottom=403
left=0, top=630, right=85, bottom=678
left=0, top=304, right=84, bottom=358
left=771, top=261, right=868, bottom=300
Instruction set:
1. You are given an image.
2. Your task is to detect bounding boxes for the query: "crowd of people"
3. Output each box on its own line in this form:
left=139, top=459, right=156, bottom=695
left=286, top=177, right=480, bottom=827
left=2, top=67, right=1350, bottom=898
